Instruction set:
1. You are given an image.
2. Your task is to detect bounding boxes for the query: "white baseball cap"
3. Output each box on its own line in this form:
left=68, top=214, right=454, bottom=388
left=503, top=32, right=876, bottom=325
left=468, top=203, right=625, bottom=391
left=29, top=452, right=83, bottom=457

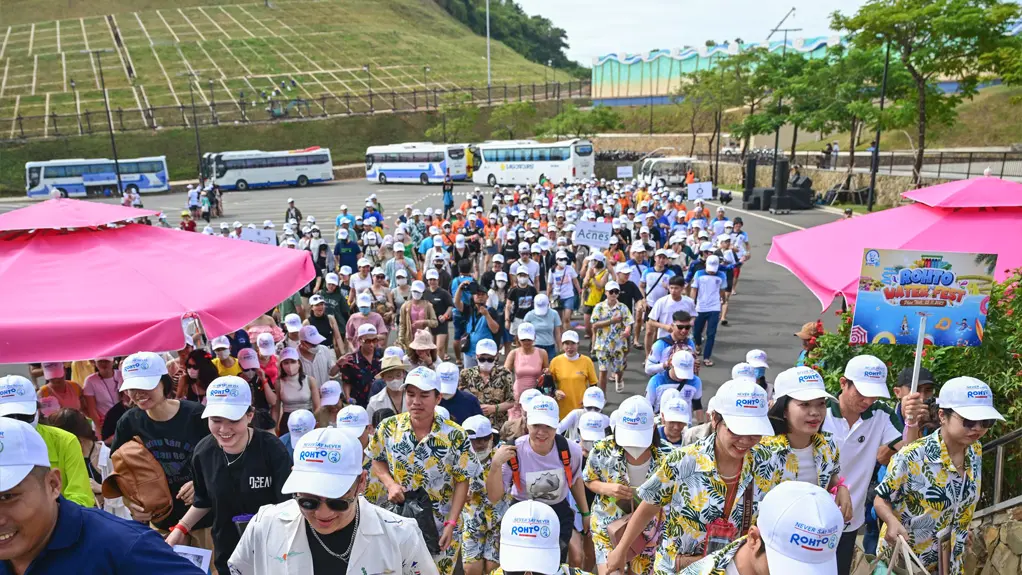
left=211, top=336, right=231, bottom=350
left=671, top=350, right=695, bottom=380
left=0, top=418, right=51, bottom=491
left=0, top=375, right=38, bottom=417
left=425, top=269, right=440, bottom=280
left=320, top=380, right=343, bottom=407
left=525, top=395, right=560, bottom=428
left=774, top=366, right=835, bottom=402
left=336, top=405, right=370, bottom=436
left=463, top=414, right=494, bottom=439
left=357, top=258, right=372, bottom=268
left=357, top=323, right=378, bottom=339
left=284, top=313, right=303, bottom=333
left=519, top=388, right=543, bottom=410
left=731, top=362, right=757, bottom=383
left=745, top=349, right=769, bottom=369
left=356, top=293, right=373, bottom=308
left=202, top=376, right=253, bottom=420
left=238, top=348, right=259, bottom=370
left=282, top=428, right=364, bottom=498
left=119, top=352, right=168, bottom=392
left=300, top=325, right=326, bottom=345
left=661, top=397, right=692, bottom=425
left=309, top=294, right=325, bottom=306
left=714, top=379, right=773, bottom=436
left=517, top=322, right=536, bottom=341
left=937, top=377, right=1004, bottom=422
left=435, top=405, right=451, bottom=421
left=705, top=255, right=720, bottom=273
left=579, top=411, right=610, bottom=441
left=339, top=266, right=353, bottom=276
left=436, top=362, right=460, bottom=395
left=475, top=339, right=498, bottom=357
left=326, top=272, right=340, bottom=286
left=280, top=347, right=300, bottom=363
left=256, top=332, right=276, bottom=356
left=758, top=481, right=844, bottom=575
left=499, top=501, right=562, bottom=574
left=561, top=330, right=580, bottom=344
left=287, top=409, right=316, bottom=448
left=604, top=280, right=621, bottom=292
left=583, top=386, right=606, bottom=410
left=533, top=294, right=550, bottom=316
left=842, top=355, right=890, bottom=398
left=615, top=396, right=655, bottom=448
left=699, top=241, right=713, bottom=252
left=403, top=366, right=439, bottom=392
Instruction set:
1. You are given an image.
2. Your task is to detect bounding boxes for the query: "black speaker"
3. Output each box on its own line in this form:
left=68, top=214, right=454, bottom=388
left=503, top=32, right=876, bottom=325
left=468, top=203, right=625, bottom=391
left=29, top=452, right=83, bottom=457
left=774, top=158, right=789, bottom=197
left=744, top=158, right=757, bottom=195
left=770, top=195, right=792, bottom=211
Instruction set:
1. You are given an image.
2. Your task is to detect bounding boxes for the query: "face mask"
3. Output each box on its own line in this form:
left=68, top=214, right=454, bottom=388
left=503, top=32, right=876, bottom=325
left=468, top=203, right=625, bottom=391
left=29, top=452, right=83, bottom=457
left=242, top=369, right=257, bottom=380
left=411, top=291, right=423, bottom=301
left=359, top=306, right=372, bottom=315
left=565, top=352, right=580, bottom=361
left=187, top=368, right=200, bottom=379
left=580, top=440, right=594, bottom=452
left=754, top=367, right=767, bottom=379
left=435, top=262, right=444, bottom=269
left=30, top=411, right=39, bottom=429
left=283, top=364, right=299, bottom=377
left=477, top=360, right=495, bottom=371
left=496, top=280, right=507, bottom=289
left=623, top=446, right=647, bottom=458
left=216, top=349, right=230, bottom=360
left=517, top=277, right=529, bottom=287
left=397, top=278, right=408, bottom=286
left=385, top=378, right=403, bottom=391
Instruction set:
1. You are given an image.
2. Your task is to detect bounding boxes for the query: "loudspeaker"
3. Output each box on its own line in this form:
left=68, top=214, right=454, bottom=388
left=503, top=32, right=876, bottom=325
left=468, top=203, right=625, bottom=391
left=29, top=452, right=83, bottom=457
left=744, top=158, right=757, bottom=195
left=787, top=188, right=814, bottom=209
left=774, top=158, right=789, bottom=198
left=791, top=175, right=813, bottom=190
left=770, top=195, right=792, bottom=211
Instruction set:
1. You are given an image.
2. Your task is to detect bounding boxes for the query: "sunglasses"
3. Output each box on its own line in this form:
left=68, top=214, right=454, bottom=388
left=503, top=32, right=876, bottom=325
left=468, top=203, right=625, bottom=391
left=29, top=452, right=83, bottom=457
left=606, top=289, right=620, bottom=294
left=674, top=323, right=693, bottom=331
left=953, top=411, right=995, bottom=429
left=295, top=494, right=357, bottom=512
left=477, top=355, right=496, bottom=362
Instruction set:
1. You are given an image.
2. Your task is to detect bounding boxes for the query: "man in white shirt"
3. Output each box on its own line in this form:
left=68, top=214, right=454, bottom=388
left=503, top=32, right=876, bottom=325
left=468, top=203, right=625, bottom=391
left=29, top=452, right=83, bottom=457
left=645, top=275, right=695, bottom=356
left=689, top=255, right=726, bottom=366
left=297, top=325, right=337, bottom=387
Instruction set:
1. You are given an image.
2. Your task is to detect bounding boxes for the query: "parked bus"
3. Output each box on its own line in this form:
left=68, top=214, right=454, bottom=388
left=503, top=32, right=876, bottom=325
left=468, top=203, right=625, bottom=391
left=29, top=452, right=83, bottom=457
left=451, top=143, right=481, bottom=178
left=472, top=139, right=595, bottom=186
left=638, top=156, right=697, bottom=188
left=25, top=156, right=169, bottom=199
left=364, top=143, right=468, bottom=184
left=208, top=147, right=333, bottom=191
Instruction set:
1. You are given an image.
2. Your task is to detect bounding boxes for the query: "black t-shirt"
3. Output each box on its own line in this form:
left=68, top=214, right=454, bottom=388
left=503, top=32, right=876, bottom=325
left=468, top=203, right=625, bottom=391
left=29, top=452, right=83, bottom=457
left=101, top=401, right=129, bottom=441
left=500, top=244, right=519, bottom=265
left=616, top=280, right=643, bottom=313
left=192, top=429, right=292, bottom=574
left=306, top=516, right=356, bottom=572
left=426, top=288, right=454, bottom=323
left=111, top=400, right=212, bottom=530
left=480, top=270, right=497, bottom=291
left=507, top=286, right=537, bottom=320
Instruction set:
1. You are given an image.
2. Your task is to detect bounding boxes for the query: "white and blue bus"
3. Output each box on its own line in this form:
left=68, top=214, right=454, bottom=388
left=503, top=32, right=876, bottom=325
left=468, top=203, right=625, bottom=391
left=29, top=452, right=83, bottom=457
left=208, top=147, right=333, bottom=191
left=472, top=139, right=595, bottom=186
left=25, top=156, right=169, bottom=199
left=364, top=143, right=468, bottom=184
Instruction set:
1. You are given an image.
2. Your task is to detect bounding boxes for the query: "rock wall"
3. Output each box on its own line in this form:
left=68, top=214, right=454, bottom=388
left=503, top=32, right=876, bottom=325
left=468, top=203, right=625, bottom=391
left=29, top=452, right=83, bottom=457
left=965, top=505, right=1022, bottom=575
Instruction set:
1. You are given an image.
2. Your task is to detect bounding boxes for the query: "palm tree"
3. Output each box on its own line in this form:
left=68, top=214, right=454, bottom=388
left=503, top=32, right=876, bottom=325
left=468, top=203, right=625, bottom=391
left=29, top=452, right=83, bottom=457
left=973, top=253, right=999, bottom=276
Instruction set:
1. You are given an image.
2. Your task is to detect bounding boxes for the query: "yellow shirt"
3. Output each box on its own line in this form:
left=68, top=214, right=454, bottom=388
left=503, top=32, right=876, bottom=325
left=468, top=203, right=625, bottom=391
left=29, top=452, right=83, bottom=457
left=549, top=354, right=598, bottom=418
left=584, top=269, right=608, bottom=307
left=213, top=357, right=243, bottom=377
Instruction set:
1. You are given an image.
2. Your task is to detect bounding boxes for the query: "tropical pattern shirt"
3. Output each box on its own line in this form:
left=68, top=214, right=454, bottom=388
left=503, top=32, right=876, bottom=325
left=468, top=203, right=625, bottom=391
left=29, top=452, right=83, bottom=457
left=362, top=456, right=386, bottom=506
left=491, top=566, right=594, bottom=575
left=679, top=537, right=743, bottom=575
left=876, top=431, right=982, bottom=575
left=751, top=432, right=841, bottom=497
left=460, top=450, right=510, bottom=562
left=459, top=366, right=515, bottom=429
left=583, top=437, right=665, bottom=575
left=368, top=412, right=481, bottom=575
left=637, top=434, right=759, bottom=575
left=337, top=348, right=382, bottom=407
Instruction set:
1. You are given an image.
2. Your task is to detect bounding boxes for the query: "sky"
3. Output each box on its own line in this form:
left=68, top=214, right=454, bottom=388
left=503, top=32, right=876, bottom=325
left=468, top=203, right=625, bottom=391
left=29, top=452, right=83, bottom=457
left=514, top=0, right=870, bottom=65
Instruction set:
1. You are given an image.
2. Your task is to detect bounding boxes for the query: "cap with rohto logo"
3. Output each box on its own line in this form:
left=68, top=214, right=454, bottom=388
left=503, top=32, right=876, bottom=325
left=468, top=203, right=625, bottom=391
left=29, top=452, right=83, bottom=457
left=615, top=395, right=655, bottom=448
left=403, top=366, right=439, bottom=392
left=731, top=362, right=757, bottom=383
left=0, top=375, right=37, bottom=417
left=937, top=377, right=1004, bottom=422
left=715, top=379, right=773, bottom=436
left=463, top=414, right=494, bottom=440
left=282, top=428, right=364, bottom=499
left=526, top=396, right=560, bottom=428
left=843, top=355, right=890, bottom=398
left=287, top=409, right=316, bottom=449
left=0, top=418, right=51, bottom=491
left=336, top=405, right=370, bottom=437
left=774, top=366, right=835, bottom=402
left=758, top=481, right=844, bottom=575
left=201, top=376, right=253, bottom=421
left=582, top=386, right=606, bottom=410
left=499, top=500, right=561, bottom=574
left=579, top=411, right=610, bottom=441
left=119, top=352, right=168, bottom=392
left=320, top=380, right=342, bottom=407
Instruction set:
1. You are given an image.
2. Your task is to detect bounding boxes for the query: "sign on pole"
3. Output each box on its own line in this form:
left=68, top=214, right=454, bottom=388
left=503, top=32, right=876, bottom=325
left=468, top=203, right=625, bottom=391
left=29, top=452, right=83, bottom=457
left=616, top=165, right=634, bottom=178
left=573, top=221, right=614, bottom=249
left=687, top=181, right=713, bottom=201
left=850, top=249, right=996, bottom=348
left=240, top=228, right=279, bottom=246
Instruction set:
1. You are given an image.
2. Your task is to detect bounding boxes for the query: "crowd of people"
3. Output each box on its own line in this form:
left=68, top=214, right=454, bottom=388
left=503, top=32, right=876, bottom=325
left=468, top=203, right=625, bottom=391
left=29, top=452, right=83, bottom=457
left=0, top=177, right=1004, bottom=575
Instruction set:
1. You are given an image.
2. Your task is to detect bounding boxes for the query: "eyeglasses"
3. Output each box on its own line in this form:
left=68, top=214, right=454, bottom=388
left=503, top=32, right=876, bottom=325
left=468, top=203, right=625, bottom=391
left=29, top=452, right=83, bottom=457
left=477, top=355, right=496, bottom=362
left=953, top=411, right=995, bottom=429
left=295, top=494, right=356, bottom=512
left=606, top=289, right=620, bottom=294
left=673, top=323, right=693, bottom=331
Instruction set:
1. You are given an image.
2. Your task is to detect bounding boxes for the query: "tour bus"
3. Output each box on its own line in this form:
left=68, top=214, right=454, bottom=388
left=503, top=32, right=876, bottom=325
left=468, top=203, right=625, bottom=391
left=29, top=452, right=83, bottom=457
left=25, top=156, right=169, bottom=199
left=364, top=143, right=468, bottom=184
left=207, top=147, right=334, bottom=191
left=638, top=156, right=698, bottom=188
left=451, top=143, right=482, bottom=179
left=472, top=139, right=595, bottom=186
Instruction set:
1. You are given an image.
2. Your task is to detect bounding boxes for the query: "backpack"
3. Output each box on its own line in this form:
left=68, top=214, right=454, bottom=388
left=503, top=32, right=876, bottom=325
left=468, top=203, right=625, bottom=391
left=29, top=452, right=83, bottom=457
left=101, top=436, right=174, bottom=524
left=508, top=434, right=574, bottom=493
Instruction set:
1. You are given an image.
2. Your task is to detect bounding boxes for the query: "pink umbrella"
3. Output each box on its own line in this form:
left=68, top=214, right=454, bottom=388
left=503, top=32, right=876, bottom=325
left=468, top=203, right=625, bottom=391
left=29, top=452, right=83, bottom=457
left=900, top=176, right=1022, bottom=209
left=0, top=223, right=315, bottom=363
left=0, top=198, right=160, bottom=231
left=766, top=203, right=1022, bottom=309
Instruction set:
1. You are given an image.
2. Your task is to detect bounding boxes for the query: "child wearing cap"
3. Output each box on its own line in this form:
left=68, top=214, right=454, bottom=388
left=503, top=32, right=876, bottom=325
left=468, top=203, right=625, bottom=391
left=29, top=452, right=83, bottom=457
left=556, top=384, right=609, bottom=442
left=460, top=415, right=509, bottom=575
left=656, top=388, right=692, bottom=453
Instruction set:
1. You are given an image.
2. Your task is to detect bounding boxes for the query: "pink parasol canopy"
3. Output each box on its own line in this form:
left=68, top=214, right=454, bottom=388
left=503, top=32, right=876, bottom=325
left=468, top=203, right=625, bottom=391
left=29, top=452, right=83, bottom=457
left=0, top=198, right=160, bottom=231
left=900, top=176, right=1022, bottom=209
left=766, top=203, right=1022, bottom=309
left=0, top=223, right=314, bottom=363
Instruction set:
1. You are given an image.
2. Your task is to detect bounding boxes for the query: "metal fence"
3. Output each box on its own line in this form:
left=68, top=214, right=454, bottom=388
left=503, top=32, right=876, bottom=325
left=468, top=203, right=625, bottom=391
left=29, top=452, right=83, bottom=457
left=718, top=149, right=1022, bottom=180
left=976, top=427, right=1022, bottom=519
left=0, top=80, right=591, bottom=142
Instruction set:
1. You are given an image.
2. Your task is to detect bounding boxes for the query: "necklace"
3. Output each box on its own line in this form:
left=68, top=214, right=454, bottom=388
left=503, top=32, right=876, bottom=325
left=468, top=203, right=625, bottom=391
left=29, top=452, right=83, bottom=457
left=309, top=503, right=360, bottom=562
left=222, top=429, right=252, bottom=466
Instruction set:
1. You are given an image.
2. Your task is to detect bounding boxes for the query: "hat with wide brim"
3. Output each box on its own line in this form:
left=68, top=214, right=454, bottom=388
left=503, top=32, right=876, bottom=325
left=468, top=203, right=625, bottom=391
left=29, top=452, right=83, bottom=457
left=378, top=356, right=408, bottom=376
left=408, top=329, right=438, bottom=351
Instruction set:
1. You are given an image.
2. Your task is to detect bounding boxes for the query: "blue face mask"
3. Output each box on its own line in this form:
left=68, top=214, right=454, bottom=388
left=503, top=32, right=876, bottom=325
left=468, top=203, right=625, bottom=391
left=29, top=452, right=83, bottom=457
left=359, top=306, right=371, bottom=314
left=754, top=367, right=766, bottom=379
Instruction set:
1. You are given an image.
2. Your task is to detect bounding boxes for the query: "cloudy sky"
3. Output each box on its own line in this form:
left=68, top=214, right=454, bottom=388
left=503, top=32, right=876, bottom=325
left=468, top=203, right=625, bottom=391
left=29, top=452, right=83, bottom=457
left=514, top=0, right=870, bottom=64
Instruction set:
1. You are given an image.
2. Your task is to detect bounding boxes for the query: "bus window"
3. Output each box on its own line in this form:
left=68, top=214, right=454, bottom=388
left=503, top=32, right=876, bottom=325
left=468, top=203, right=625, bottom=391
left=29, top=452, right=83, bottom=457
left=534, top=148, right=550, bottom=161
left=496, top=149, right=511, bottom=162
left=365, top=154, right=375, bottom=169
left=44, top=166, right=65, bottom=178
left=28, top=167, right=41, bottom=188
left=514, top=148, right=532, bottom=161
left=448, top=147, right=465, bottom=160
left=429, top=152, right=443, bottom=163
left=574, top=144, right=594, bottom=156
left=483, top=150, right=496, bottom=163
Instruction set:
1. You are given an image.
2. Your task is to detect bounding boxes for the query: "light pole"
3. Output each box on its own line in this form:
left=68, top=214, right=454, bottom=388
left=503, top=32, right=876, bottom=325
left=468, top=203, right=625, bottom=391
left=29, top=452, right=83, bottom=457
left=179, top=72, right=204, bottom=182
left=766, top=8, right=800, bottom=183
left=485, top=0, right=491, bottom=87
left=867, top=41, right=891, bottom=212
left=69, top=78, right=82, bottom=135
left=363, top=64, right=373, bottom=112
left=81, top=49, right=122, bottom=195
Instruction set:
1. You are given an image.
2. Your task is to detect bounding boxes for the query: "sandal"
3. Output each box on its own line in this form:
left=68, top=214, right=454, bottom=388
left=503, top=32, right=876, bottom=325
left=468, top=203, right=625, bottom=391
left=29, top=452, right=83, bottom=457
left=703, top=359, right=714, bottom=367
left=615, top=376, right=625, bottom=393
left=632, top=342, right=644, bottom=350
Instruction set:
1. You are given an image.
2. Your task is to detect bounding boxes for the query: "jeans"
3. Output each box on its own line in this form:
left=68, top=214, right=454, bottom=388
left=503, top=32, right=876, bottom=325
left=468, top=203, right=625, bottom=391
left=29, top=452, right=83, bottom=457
left=539, top=344, right=557, bottom=359
left=693, top=310, right=721, bottom=359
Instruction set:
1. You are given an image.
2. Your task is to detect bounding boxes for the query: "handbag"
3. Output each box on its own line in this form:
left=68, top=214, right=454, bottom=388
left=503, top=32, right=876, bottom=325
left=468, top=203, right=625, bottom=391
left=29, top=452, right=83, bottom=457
left=607, top=497, right=664, bottom=565
left=850, top=546, right=877, bottom=575
left=873, top=536, right=930, bottom=575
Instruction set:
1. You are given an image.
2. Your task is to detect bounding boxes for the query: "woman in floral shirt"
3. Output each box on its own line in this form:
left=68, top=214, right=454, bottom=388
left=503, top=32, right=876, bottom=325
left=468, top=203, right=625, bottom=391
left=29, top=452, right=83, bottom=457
left=590, top=281, right=633, bottom=392
left=458, top=339, right=515, bottom=429
left=459, top=415, right=510, bottom=575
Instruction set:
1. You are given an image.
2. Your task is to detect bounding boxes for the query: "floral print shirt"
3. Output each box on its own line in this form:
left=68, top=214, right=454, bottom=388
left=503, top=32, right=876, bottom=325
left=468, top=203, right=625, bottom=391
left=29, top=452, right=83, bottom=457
left=876, top=431, right=981, bottom=575
left=337, top=348, right=382, bottom=407
left=590, top=301, right=633, bottom=354
left=751, top=432, right=841, bottom=496
left=679, top=537, right=743, bottom=575
left=459, top=366, right=515, bottom=429
left=637, top=434, right=759, bottom=575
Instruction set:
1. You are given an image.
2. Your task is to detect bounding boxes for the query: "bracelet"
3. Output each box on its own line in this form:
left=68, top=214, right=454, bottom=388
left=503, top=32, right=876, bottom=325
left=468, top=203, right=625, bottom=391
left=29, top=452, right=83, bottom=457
left=829, top=477, right=847, bottom=496
left=171, top=523, right=190, bottom=536
left=443, top=519, right=458, bottom=527
left=581, top=511, right=591, bottom=517
left=903, top=421, right=919, bottom=428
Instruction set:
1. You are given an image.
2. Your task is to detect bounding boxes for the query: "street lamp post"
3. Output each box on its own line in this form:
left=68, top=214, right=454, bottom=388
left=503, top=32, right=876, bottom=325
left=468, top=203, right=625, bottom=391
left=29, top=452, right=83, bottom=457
left=485, top=0, right=491, bottom=87
left=363, top=64, right=373, bottom=112
left=179, top=72, right=204, bottom=183
left=82, top=49, right=123, bottom=195
left=208, top=80, right=216, bottom=118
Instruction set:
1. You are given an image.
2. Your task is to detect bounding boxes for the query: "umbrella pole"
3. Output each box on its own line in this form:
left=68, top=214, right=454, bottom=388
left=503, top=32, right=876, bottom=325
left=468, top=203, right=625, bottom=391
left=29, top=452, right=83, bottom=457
left=907, top=312, right=929, bottom=426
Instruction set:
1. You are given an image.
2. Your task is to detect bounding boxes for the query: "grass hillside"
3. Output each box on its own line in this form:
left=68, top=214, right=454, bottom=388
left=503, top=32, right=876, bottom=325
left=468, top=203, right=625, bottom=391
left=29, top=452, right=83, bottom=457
left=0, top=0, right=552, bottom=123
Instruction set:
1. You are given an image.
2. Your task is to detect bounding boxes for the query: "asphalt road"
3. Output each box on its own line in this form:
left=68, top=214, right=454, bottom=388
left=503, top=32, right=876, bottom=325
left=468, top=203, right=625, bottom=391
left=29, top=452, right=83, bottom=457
left=1, top=180, right=844, bottom=411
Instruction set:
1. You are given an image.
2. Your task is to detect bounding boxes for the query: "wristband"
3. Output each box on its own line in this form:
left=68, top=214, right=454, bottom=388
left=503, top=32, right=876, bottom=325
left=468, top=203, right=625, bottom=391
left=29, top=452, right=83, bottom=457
left=443, top=519, right=458, bottom=527
left=171, top=523, right=190, bottom=536
left=829, top=477, right=847, bottom=496
left=581, top=511, right=591, bottom=517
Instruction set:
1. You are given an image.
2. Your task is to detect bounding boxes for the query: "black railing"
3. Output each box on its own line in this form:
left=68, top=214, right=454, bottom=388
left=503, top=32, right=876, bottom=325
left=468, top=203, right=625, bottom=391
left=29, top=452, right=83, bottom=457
left=976, top=427, right=1022, bottom=518
left=717, top=150, right=1022, bottom=180
left=0, top=81, right=591, bottom=142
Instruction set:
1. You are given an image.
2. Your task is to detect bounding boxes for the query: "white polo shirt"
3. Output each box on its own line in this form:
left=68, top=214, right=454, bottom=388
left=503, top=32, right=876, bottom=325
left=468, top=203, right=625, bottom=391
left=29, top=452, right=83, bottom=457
left=822, top=400, right=903, bottom=531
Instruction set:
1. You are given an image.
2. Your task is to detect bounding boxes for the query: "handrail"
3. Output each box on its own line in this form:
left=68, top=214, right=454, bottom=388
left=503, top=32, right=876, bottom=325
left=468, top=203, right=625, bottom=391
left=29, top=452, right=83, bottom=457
left=984, top=427, right=1022, bottom=450
left=975, top=426, right=1022, bottom=519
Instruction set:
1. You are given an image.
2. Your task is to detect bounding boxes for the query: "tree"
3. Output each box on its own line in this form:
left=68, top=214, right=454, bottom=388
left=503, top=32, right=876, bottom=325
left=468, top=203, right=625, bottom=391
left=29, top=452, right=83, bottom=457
left=673, top=69, right=732, bottom=157
left=488, top=101, right=537, bottom=139
left=537, top=104, right=621, bottom=138
left=425, top=93, right=479, bottom=143
left=718, top=48, right=772, bottom=157
left=833, top=0, right=1021, bottom=184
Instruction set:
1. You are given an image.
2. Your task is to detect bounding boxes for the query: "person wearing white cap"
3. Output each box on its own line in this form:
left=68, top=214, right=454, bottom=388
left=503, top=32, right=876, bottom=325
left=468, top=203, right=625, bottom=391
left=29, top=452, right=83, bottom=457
left=435, top=361, right=483, bottom=424
left=656, top=389, right=692, bottom=453
left=81, top=357, right=123, bottom=436
left=503, top=322, right=550, bottom=419
left=458, top=338, right=515, bottom=432
left=317, top=271, right=352, bottom=352
left=209, top=335, right=242, bottom=377
left=304, top=292, right=345, bottom=358
left=368, top=366, right=481, bottom=575
left=636, top=247, right=675, bottom=351
left=690, top=254, right=728, bottom=366
left=680, top=481, right=844, bottom=575
left=872, top=376, right=1001, bottom=575
left=398, top=280, right=438, bottom=350
left=459, top=414, right=507, bottom=575
left=646, top=276, right=696, bottom=360
left=644, top=349, right=704, bottom=416
left=235, top=348, right=279, bottom=431
left=488, top=395, right=590, bottom=565
left=556, top=384, right=608, bottom=442
left=581, top=251, right=610, bottom=338
left=524, top=293, right=563, bottom=360
left=591, top=280, right=634, bottom=393
left=313, top=380, right=345, bottom=428
left=607, top=379, right=773, bottom=573
left=547, top=249, right=582, bottom=327
left=284, top=197, right=302, bottom=225
left=490, top=500, right=594, bottom=575
left=35, top=362, right=83, bottom=416
left=332, top=322, right=385, bottom=408
left=0, top=418, right=204, bottom=574
left=296, top=324, right=337, bottom=394
left=547, top=329, right=598, bottom=420
left=276, top=347, right=322, bottom=435
left=821, top=355, right=925, bottom=574
left=348, top=258, right=374, bottom=304
left=281, top=312, right=304, bottom=349
left=229, top=428, right=438, bottom=575
left=384, top=239, right=418, bottom=288
left=583, top=395, right=664, bottom=575
left=644, top=309, right=697, bottom=377
left=365, top=356, right=410, bottom=421
left=165, top=376, right=291, bottom=574
left=279, top=409, right=315, bottom=460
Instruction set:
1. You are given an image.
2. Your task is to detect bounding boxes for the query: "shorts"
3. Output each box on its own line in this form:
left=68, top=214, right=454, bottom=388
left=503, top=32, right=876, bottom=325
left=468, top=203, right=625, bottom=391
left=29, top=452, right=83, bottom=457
left=453, top=317, right=468, bottom=339
left=510, top=317, right=524, bottom=336
left=432, top=320, right=450, bottom=336
left=555, top=296, right=576, bottom=311
left=582, top=304, right=595, bottom=315
left=594, top=349, right=626, bottom=374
